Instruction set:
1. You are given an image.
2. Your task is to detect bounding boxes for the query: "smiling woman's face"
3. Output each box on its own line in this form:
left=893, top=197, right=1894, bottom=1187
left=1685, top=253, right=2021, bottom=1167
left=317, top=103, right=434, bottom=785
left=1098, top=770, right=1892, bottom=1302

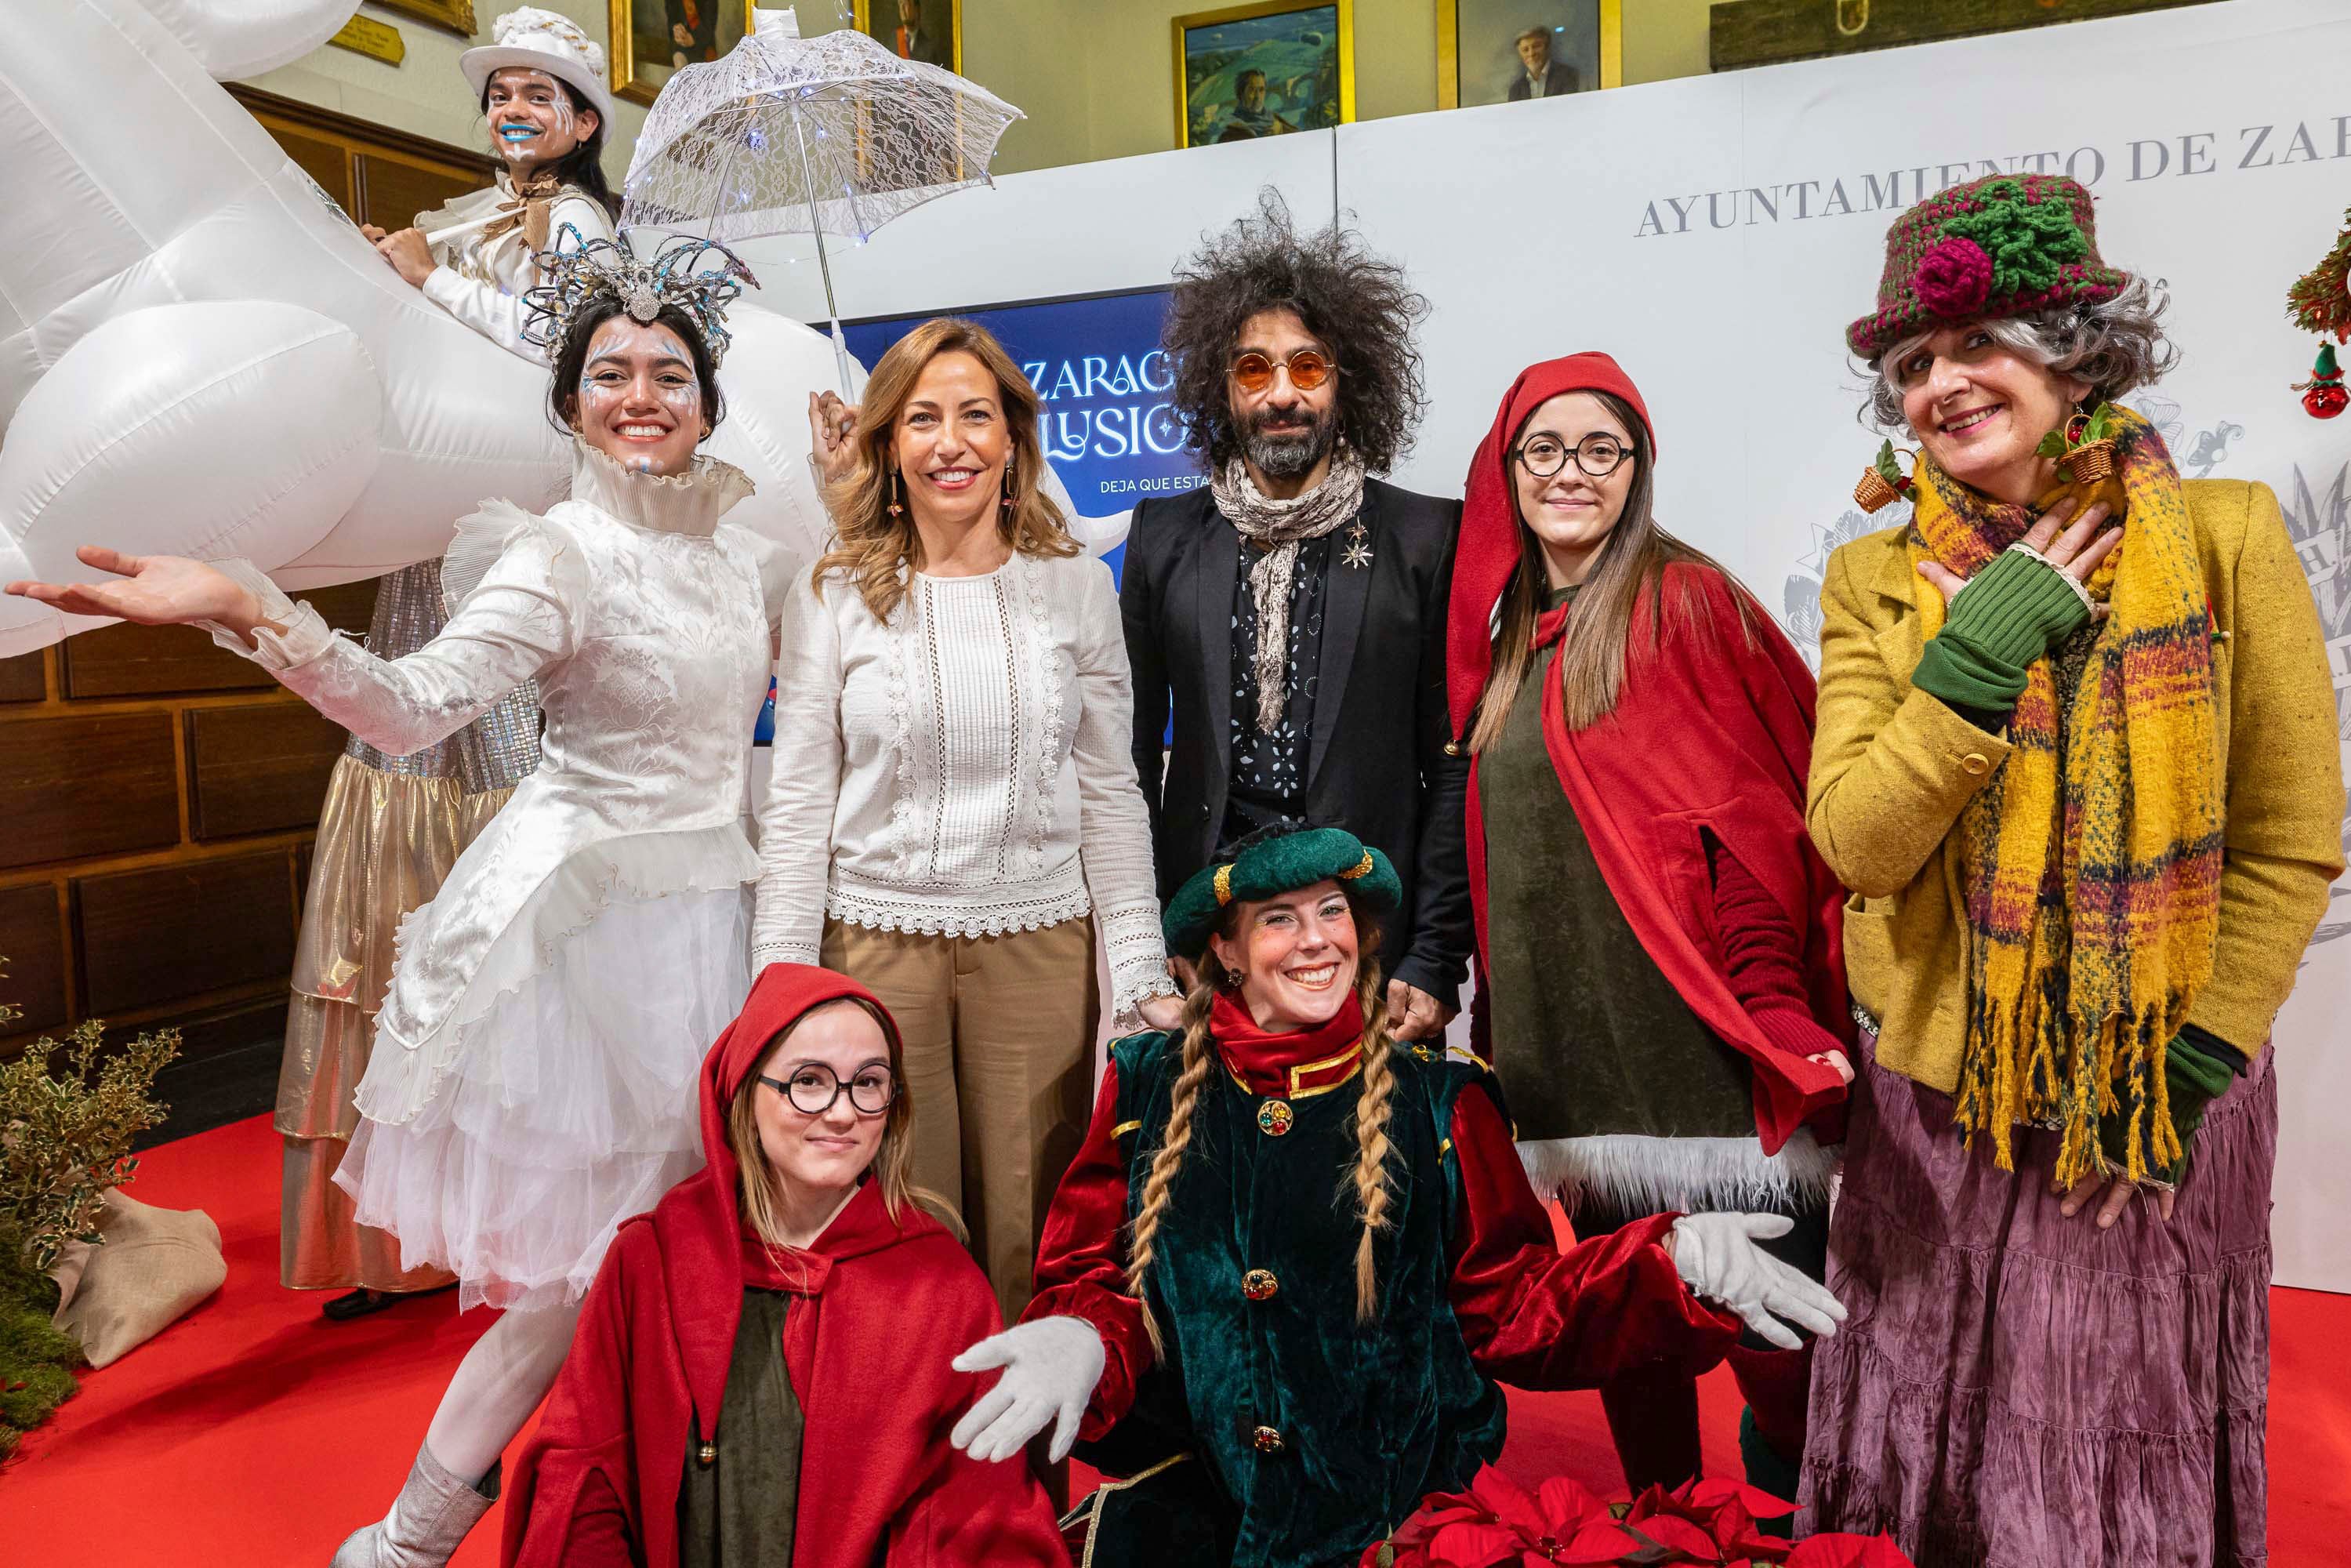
left=483, top=67, right=593, bottom=176
left=751, top=1001, right=893, bottom=1201
left=571, top=316, right=705, bottom=477
left=1209, top=879, right=1359, bottom=1033
left=1895, top=323, right=2092, bottom=505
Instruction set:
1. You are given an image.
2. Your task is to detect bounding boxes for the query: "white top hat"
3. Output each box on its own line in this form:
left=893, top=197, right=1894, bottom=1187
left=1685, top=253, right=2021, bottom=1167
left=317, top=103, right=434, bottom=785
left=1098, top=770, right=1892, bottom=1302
left=461, top=8, right=616, bottom=127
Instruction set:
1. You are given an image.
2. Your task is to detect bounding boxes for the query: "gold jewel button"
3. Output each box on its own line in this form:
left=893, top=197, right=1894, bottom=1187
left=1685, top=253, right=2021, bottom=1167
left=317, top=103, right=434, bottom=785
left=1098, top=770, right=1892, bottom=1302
left=1242, top=1268, right=1279, bottom=1301
left=697, top=1443, right=717, bottom=1466
left=1256, top=1099, right=1293, bottom=1137
left=1443, top=741, right=1462, bottom=757
left=1251, top=1425, right=1286, bottom=1454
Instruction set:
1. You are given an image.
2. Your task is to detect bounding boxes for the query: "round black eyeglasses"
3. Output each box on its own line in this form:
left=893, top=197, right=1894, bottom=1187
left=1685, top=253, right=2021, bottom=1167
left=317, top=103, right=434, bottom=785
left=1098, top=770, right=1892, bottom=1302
left=759, top=1064, right=898, bottom=1116
left=1512, top=433, right=1634, bottom=479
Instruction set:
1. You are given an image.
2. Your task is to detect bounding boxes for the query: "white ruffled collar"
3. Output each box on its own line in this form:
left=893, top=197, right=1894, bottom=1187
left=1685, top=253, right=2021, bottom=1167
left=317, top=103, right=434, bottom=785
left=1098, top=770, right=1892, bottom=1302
left=569, top=440, right=754, bottom=538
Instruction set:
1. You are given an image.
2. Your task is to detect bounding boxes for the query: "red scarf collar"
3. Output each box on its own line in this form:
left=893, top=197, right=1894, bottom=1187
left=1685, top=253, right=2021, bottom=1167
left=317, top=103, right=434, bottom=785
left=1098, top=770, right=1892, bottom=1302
left=1210, top=991, right=1366, bottom=1098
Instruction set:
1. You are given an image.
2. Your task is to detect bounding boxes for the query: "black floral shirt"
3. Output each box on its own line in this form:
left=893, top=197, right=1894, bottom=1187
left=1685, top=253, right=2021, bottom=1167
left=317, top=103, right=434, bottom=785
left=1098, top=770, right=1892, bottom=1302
left=1221, top=535, right=1333, bottom=849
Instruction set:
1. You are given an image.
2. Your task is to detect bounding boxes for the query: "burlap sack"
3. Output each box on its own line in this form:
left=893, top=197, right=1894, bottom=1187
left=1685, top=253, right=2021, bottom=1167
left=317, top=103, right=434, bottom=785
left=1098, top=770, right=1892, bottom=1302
left=48, top=1191, right=226, bottom=1368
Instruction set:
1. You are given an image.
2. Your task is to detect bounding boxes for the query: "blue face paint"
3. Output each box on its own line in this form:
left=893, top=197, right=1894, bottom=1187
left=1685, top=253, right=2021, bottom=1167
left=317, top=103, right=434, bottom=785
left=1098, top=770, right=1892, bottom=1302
left=499, top=125, right=542, bottom=142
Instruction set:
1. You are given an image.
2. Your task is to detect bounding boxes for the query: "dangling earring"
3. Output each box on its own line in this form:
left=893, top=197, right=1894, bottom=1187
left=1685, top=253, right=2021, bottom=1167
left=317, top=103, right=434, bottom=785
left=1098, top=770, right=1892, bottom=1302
left=1001, top=456, right=1017, bottom=512
left=887, top=468, right=904, bottom=517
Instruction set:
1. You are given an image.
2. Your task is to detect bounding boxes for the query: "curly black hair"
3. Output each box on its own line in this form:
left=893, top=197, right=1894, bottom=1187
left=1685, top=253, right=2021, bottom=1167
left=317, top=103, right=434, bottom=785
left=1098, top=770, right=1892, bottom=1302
left=1163, top=190, right=1428, bottom=475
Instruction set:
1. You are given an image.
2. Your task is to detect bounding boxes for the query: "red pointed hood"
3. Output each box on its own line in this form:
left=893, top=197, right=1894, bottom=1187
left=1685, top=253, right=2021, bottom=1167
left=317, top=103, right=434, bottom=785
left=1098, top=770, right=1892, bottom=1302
left=662, top=961, right=923, bottom=1439
left=1446, top=351, right=1656, bottom=738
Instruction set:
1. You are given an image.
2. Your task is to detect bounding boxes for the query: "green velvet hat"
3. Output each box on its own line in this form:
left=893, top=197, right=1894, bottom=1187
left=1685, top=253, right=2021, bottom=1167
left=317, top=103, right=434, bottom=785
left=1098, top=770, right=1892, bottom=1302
left=1162, top=825, right=1402, bottom=959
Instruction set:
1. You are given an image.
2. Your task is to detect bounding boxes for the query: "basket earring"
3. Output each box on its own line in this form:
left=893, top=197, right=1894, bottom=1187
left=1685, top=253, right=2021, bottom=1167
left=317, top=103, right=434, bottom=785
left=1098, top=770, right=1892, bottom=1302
left=887, top=469, right=904, bottom=518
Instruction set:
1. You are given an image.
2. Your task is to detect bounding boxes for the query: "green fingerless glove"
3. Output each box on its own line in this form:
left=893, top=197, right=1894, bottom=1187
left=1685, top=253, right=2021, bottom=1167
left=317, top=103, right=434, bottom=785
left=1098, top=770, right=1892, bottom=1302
left=2097, top=1025, right=2246, bottom=1185
left=1911, top=546, right=2094, bottom=719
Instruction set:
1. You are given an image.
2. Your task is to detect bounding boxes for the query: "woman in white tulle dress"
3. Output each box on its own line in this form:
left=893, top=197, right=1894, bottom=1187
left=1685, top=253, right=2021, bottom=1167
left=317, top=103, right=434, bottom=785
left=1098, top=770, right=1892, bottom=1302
left=6, top=238, right=784, bottom=1568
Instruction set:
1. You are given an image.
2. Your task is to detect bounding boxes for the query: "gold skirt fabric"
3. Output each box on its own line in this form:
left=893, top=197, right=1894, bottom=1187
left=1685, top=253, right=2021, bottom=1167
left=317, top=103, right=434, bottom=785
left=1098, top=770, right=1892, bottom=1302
left=278, top=757, right=511, bottom=1291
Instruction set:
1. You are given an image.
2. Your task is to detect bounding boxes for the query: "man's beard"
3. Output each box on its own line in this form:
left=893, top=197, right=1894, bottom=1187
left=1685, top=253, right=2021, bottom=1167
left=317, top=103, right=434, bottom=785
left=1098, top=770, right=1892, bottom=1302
left=1241, top=403, right=1338, bottom=481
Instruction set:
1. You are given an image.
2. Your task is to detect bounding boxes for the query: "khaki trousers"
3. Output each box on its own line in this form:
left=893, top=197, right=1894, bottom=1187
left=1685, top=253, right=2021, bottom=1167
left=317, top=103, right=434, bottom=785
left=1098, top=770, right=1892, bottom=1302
left=821, top=916, right=1099, bottom=1323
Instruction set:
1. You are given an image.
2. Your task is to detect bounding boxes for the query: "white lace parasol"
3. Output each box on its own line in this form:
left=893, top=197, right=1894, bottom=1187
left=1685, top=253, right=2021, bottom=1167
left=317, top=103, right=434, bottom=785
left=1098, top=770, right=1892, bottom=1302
left=622, top=8, right=1022, bottom=385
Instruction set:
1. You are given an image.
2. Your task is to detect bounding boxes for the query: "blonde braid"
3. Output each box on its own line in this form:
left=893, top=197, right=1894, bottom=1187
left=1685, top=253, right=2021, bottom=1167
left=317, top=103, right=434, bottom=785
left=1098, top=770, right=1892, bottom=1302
left=1125, top=977, right=1219, bottom=1357
left=1347, top=964, right=1399, bottom=1323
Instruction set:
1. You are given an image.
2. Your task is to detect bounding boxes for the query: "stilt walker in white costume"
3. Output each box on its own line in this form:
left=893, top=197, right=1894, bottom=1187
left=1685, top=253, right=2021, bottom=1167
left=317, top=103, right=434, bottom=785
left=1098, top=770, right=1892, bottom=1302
left=8, top=234, right=785, bottom=1568
left=281, top=9, right=622, bottom=1322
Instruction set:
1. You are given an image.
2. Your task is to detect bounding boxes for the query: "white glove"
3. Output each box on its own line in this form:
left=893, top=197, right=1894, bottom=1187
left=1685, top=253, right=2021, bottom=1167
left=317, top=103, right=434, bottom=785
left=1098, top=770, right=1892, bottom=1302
left=1669, top=1212, right=1848, bottom=1352
left=949, top=1315, right=1107, bottom=1464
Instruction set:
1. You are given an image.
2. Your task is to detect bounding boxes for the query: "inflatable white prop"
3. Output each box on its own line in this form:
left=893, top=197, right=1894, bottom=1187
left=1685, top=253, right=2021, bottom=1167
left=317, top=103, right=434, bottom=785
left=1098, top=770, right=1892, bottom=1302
left=0, top=0, right=844, bottom=657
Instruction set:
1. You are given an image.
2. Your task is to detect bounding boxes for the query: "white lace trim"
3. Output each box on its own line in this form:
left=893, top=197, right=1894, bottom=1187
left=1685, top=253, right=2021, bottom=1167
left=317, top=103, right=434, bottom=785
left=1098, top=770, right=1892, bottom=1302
left=822, top=878, right=1092, bottom=941
left=1515, top=1127, right=1836, bottom=1214
left=1016, top=554, right=1065, bottom=878
left=879, top=585, right=921, bottom=880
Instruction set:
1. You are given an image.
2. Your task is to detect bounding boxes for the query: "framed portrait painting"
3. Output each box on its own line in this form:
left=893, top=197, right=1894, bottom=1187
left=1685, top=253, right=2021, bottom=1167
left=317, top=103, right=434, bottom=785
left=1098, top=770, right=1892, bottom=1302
left=1174, top=0, right=1354, bottom=151
left=1436, top=0, right=1620, bottom=110
left=608, top=0, right=754, bottom=107
left=372, top=0, right=477, bottom=36
left=854, top=0, right=961, bottom=73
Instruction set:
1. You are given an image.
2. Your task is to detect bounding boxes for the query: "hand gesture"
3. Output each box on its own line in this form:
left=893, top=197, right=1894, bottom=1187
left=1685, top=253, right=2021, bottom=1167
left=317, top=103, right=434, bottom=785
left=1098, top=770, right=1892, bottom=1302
left=5, top=546, right=261, bottom=635
left=1916, top=497, right=2119, bottom=614
left=1386, top=979, right=1455, bottom=1042
left=807, top=390, right=862, bottom=488
left=948, top=1315, right=1105, bottom=1465
left=1667, top=1211, right=1847, bottom=1352
left=375, top=227, right=437, bottom=289
left=2060, top=1168, right=2175, bottom=1228
left=358, top=223, right=388, bottom=244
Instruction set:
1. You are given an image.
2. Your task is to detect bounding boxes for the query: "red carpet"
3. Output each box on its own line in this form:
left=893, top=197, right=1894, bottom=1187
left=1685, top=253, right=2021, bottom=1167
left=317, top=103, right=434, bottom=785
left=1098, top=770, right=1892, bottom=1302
left=7, top=1112, right=2347, bottom=1566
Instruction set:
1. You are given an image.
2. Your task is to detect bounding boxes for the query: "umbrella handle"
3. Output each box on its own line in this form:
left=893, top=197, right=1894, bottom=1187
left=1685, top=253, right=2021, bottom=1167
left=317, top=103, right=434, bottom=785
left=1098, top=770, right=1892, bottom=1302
left=829, top=321, right=862, bottom=399
left=421, top=211, right=505, bottom=248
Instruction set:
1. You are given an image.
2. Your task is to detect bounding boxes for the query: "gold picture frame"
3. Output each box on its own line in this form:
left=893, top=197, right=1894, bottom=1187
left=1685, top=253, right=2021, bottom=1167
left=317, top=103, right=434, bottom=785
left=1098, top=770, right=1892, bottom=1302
left=1435, top=0, right=1621, bottom=109
left=1174, top=0, right=1354, bottom=151
left=372, top=0, right=478, bottom=37
left=608, top=0, right=756, bottom=108
left=853, top=0, right=963, bottom=75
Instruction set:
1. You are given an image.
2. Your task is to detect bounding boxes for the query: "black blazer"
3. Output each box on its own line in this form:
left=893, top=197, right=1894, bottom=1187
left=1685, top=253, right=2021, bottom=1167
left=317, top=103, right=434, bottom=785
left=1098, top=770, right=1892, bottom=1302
left=1507, top=62, right=1579, bottom=100
left=1120, top=478, right=1473, bottom=1011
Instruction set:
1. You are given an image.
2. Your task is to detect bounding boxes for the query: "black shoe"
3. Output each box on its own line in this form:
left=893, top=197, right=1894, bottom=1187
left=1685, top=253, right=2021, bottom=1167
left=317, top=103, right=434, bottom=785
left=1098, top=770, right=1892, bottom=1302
left=320, top=1280, right=456, bottom=1322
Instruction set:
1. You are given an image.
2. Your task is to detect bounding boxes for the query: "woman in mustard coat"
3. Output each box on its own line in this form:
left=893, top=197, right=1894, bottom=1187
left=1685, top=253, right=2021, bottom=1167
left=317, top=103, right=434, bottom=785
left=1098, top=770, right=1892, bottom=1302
left=1799, top=174, right=2342, bottom=1568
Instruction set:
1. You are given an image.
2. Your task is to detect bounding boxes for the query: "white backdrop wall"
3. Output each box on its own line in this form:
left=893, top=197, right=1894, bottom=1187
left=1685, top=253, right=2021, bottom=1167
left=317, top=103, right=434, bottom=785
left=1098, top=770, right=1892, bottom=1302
left=738, top=0, right=2351, bottom=1290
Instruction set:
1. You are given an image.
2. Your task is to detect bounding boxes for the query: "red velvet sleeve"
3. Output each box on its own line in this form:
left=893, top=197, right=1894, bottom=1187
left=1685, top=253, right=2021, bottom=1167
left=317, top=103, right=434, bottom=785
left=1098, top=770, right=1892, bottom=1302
left=1707, top=834, right=1847, bottom=1061
left=1021, top=1059, right=1152, bottom=1439
left=1446, top=1084, right=1741, bottom=1389
left=500, top=1251, right=641, bottom=1568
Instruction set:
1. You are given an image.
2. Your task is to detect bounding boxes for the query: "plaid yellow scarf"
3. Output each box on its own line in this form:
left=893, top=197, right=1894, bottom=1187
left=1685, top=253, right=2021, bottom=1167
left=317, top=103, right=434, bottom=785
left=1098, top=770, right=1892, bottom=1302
left=1907, top=406, right=2223, bottom=1185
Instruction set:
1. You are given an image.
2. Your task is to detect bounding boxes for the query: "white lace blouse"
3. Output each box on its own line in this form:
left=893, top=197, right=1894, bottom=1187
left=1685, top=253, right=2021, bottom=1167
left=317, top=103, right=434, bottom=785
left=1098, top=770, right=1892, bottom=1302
left=753, top=549, right=1175, bottom=1017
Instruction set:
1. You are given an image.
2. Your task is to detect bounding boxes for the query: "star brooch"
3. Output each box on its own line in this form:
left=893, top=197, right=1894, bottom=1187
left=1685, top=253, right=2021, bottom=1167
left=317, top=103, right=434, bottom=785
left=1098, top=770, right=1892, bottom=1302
left=1340, top=522, right=1373, bottom=571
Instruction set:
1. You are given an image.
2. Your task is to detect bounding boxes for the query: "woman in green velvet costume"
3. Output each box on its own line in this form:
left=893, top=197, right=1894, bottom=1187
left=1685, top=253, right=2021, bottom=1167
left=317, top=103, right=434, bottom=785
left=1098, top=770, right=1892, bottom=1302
left=945, top=823, right=1846, bottom=1568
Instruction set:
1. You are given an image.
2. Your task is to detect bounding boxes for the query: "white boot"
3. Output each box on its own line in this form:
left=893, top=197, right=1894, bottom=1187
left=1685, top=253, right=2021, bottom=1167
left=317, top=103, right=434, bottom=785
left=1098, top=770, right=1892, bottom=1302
left=330, top=1445, right=497, bottom=1568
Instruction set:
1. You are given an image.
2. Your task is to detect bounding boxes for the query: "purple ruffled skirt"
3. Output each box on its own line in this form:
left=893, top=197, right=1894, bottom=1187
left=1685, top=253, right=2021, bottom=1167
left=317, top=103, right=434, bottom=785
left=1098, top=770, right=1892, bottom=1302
left=1799, top=1033, right=2274, bottom=1568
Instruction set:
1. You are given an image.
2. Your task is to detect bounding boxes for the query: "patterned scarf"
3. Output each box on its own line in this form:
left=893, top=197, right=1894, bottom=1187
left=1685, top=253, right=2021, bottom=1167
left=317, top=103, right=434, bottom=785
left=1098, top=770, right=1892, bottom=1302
left=1210, top=448, right=1367, bottom=733
left=1907, top=405, right=2222, bottom=1186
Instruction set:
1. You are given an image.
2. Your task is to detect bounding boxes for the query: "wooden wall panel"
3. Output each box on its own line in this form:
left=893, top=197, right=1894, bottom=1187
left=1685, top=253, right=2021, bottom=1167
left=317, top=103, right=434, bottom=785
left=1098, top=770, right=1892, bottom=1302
left=1709, top=0, right=2215, bottom=71
left=60, top=622, right=274, bottom=699
left=265, top=123, right=357, bottom=210
left=187, top=703, right=346, bottom=840
left=0, top=883, right=68, bottom=1040
left=358, top=154, right=484, bottom=233
left=0, top=652, right=42, bottom=702
left=74, top=851, right=297, bottom=1017
left=0, top=711, right=180, bottom=871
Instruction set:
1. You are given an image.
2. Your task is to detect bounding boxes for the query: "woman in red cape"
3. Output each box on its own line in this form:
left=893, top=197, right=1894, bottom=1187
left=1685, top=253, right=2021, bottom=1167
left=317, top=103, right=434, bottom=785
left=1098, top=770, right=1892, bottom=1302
left=501, top=962, right=1068, bottom=1567
left=1443, top=353, right=1852, bottom=1504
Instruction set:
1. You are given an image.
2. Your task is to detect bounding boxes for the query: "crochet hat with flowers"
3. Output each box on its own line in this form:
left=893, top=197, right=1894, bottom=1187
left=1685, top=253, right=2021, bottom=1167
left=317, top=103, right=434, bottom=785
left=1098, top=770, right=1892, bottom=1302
left=1162, top=824, right=1401, bottom=960
left=1847, top=174, right=2129, bottom=360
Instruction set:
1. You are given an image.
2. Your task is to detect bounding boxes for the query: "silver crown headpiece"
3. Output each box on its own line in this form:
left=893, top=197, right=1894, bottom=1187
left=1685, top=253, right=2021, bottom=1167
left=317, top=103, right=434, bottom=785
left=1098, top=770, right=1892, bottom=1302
left=522, top=225, right=760, bottom=366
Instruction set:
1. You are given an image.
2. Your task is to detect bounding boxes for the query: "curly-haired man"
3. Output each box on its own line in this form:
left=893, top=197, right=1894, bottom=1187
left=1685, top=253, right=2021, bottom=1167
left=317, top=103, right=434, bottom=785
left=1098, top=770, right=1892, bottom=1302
left=1120, top=193, right=1471, bottom=1038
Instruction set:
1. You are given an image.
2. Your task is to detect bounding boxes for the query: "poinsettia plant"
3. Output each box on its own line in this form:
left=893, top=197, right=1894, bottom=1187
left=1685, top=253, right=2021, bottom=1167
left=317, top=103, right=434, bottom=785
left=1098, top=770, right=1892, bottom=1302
left=1362, top=1468, right=1914, bottom=1568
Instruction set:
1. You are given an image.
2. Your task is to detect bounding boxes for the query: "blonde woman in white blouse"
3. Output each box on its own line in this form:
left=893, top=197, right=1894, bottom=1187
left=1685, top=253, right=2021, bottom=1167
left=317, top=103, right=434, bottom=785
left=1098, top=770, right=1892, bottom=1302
left=757, top=318, right=1183, bottom=1321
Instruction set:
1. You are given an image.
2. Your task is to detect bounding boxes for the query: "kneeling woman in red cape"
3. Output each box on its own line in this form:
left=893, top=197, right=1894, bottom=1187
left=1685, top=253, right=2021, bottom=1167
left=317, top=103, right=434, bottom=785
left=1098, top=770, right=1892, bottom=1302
left=947, top=824, right=1846, bottom=1568
left=501, top=963, right=1067, bottom=1567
